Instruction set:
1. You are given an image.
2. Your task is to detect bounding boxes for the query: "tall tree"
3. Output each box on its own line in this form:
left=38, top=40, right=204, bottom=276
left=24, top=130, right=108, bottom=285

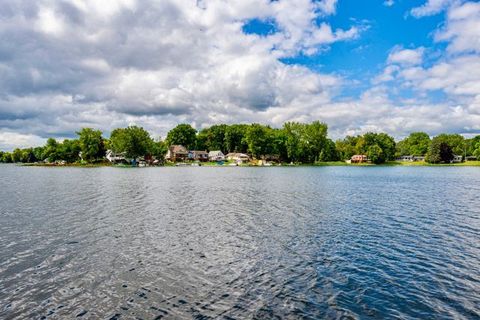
left=434, top=134, right=465, bottom=156
left=110, top=126, right=154, bottom=160
left=77, top=128, right=105, bottom=162
left=224, top=124, right=249, bottom=153
left=149, top=138, right=168, bottom=162
left=11, top=148, right=24, bottom=163
left=198, top=124, right=228, bottom=152
left=319, top=138, right=339, bottom=162
left=336, top=136, right=359, bottom=160
left=283, top=122, right=304, bottom=162
left=245, top=124, right=274, bottom=158
left=469, top=135, right=480, bottom=158
left=303, top=121, right=329, bottom=162
left=396, top=132, right=430, bottom=156
left=166, top=124, right=197, bottom=149
left=284, top=121, right=329, bottom=162
left=356, top=132, right=396, bottom=163
left=57, top=139, right=81, bottom=163
left=367, top=144, right=385, bottom=164
left=43, top=138, right=59, bottom=162
left=426, top=137, right=454, bottom=163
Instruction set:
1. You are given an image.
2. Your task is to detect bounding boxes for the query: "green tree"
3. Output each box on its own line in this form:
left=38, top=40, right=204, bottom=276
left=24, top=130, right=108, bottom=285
left=426, top=137, right=454, bottom=163
left=197, top=124, right=227, bottom=152
left=319, top=138, right=339, bottom=162
left=11, top=148, right=24, bottom=162
left=271, top=128, right=289, bottom=162
left=283, top=121, right=329, bottom=163
left=77, top=128, right=105, bottom=162
left=397, top=132, right=430, bottom=156
left=355, top=132, right=395, bottom=163
left=33, top=147, right=45, bottom=161
left=224, top=124, right=249, bottom=153
left=149, top=138, right=168, bottom=162
left=367, top=144, right=385, bottom=164
left=336, top=136, right=359, bottom=160
left=470, top=136, right=480, bottom=158
left=434, top=134, right=465, bottom=156
left=283, top=122, right=304, bottom=162
left=22, top=148, right=38, bottom=163
left=43, top=138, right=59, bottom=162
left=166, top=124, right=197, bottom=149
left=435, top=133, right=467, bottom=156
left=304, top=121, right=329, bottom=162
left=57, top=139, right=81, bottom=163
left=1, top=152, right=13, bottom=163
left=244, top=124, right=274, bottom=158
left=110, top=126, right=153, bottom=160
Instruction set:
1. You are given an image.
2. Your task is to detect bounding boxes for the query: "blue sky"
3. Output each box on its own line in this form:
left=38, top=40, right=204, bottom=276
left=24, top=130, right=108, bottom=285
left=261, top=0, right=447, bottom=98
left=0, top=0, right=479, bottom=150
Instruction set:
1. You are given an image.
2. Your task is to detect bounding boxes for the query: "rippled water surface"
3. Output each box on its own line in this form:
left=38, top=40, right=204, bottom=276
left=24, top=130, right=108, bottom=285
left=0, top=165, right=479, bottom=319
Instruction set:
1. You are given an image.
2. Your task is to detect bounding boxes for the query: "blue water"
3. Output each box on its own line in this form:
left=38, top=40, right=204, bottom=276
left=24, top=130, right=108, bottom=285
left=0, top=165, right=479, bottom=319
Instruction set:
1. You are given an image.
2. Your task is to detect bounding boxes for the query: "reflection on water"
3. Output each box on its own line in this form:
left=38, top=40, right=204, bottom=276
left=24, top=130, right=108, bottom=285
left=0, top=165, right=479, bottom=319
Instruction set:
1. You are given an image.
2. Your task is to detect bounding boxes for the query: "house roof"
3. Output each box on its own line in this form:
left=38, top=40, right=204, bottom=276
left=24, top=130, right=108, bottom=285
left=170, top=145, right=188, bottom=154
left=227, top=152, right=249, bottom=157
left=189, top=150, right=208, bottom=155
left=208, top=150, right=224, bottom=156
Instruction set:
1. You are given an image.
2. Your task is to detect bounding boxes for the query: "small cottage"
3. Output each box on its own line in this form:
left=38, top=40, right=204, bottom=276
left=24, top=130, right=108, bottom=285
left=451, top=155, right=463, bottom=163
left=398, top=155, right=414, bottom=162
left=188, top=150, right=209, bottom=162
left=351, top=155, right=368, bottom=163
left=397, top=155, right=425, bottom=162
left=166, top=145, right=188, bottom=162
left=226, top=153, right=250, bottom=162
left=208, top=150, right=225, bottom=161
left=106, top=150, right=127, bottom=163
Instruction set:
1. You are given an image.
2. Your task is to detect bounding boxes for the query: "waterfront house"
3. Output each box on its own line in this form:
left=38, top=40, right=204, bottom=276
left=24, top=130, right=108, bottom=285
left=262, top=154, right=280, bottom=162
left=188, top=150, right=209, bottom=162
left=451, top=155, right=463, bottom=163
left=106, top=149, right=127, bottom=163
left=397, top=155, right=414, bottom=162
left=166, top=145, right=188, bottom=162
left=226, top=153, right=250, bottom=163
left=466, top=156, right=477, bottom=161
left=397, top=155, right=425, bottom=162
left=351, top=155, right=368, bottom=163
left=208, top=150, right=225, bottom=161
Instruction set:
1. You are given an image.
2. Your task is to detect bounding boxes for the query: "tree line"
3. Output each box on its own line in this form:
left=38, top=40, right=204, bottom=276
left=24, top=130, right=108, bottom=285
left=1, top=122, right=480, bottom=164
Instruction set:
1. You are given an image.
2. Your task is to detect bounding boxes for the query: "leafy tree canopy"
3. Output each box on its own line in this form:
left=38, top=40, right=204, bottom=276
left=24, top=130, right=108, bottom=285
left=110, top=126, right=153, bottom=160
left=166, top=124, right=197, bottom=149
left=77, top=128, right=105, bottom=162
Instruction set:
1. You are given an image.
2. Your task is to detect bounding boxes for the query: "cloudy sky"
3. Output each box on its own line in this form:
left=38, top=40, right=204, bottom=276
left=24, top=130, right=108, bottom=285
left=0, top=0, right=480, bottom=150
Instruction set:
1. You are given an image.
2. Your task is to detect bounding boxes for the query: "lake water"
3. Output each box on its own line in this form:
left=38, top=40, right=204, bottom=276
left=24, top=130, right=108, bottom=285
left=0, top=165, right=479, bottom=319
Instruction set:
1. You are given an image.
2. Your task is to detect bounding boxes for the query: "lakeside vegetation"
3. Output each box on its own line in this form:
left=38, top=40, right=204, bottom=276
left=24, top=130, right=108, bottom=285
left=1, top=122, right=480, bottom=166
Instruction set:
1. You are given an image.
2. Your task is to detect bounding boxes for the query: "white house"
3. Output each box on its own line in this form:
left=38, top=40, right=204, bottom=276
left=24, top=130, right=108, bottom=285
left=397, top=155, right=425, bottom=162
left=398, top=155, right=414, bottom=162
left=208, top=150, right=225, bottom=161
left=106, top=150, right=126, bottom=163
left=188, top=150, right=209, bottom=162
left=226, top=153, right=250, bottom=162
left=451, top=155, right=463, bottom=163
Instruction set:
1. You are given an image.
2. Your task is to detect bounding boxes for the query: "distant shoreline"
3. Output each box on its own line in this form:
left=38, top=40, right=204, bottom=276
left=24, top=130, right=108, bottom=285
left=13, top=161, right=480, bottom=168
